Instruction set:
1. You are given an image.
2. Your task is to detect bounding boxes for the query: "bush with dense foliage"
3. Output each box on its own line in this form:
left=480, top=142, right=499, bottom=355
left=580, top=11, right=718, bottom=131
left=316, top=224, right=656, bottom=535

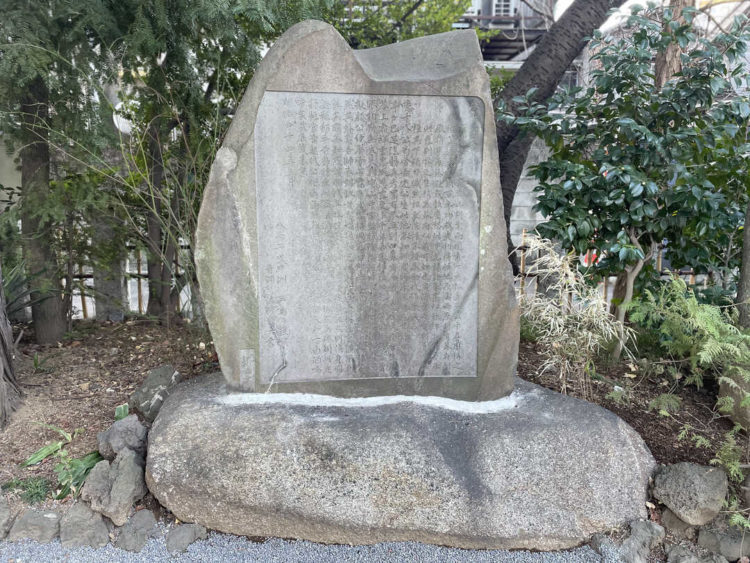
left=500, top=6, right=750, bottom=360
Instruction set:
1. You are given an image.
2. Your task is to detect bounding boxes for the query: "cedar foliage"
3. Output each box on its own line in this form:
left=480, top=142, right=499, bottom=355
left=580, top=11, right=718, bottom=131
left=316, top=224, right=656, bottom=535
left=0, top=0, right=335, bottom=334
left=0, top=1, right=126, bottom=342
left=629, top=277, right=750, bottom=451
left=114, top=0, right=335, bottom=322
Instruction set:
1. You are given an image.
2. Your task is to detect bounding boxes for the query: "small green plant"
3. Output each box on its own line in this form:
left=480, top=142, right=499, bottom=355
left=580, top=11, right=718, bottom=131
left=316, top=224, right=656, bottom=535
left=1, top=476, right=51, bottom=504
left=709, top=424, right=750, bottom=531
left=648, top=393, right=683, bottom=417
left=727, top=503, right=750, bottom=531
left=605, top=386, right=630, bottom=406
left=21, top=424, right=82, bottom=467
left=31, top=353, right=51, bottom=375
left=19, top=423, right=103, bottom=499
left=53, top=450, right=103, bottom=499
left=677, top=424, right=712, bottom=450
left=48, top=404, right=132, bottom=498
left=114, top=403, right=129, bottom=421
left=712, top=425, right=745, bottom=483
left=518, top=235, right=633, bottom=396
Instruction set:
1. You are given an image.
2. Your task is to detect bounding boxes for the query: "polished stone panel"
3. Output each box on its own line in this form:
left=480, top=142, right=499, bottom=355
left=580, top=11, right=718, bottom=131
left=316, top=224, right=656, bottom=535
left=254, top=92, right=483, bottom=384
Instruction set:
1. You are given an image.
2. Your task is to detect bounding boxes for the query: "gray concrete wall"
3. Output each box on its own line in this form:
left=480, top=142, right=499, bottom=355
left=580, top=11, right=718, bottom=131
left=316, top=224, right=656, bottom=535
left=509, top=137, right=548, bottom=246
left=0, top=135, right=20, bottom=190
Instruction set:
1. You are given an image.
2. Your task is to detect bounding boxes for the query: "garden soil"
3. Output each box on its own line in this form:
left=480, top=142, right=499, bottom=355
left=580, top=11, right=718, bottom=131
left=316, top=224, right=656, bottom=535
left=0, top=320, right=741, bottom=545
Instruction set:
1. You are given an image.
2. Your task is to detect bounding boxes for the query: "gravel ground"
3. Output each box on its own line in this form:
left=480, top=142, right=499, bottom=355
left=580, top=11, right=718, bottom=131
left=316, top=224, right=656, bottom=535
left=0, top=530, right=605, bottom=562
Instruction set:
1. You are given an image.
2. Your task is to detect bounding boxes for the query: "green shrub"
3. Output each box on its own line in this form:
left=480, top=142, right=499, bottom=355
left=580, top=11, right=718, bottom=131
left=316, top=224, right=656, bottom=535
left=629, top=277, right=750, bottom=391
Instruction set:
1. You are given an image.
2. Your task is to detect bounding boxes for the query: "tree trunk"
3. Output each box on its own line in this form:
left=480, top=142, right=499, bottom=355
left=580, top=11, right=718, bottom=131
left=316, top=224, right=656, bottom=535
left=20, top=75, right=66, bottom=344
left=0, top=261, right=21, bottom=428
left=158, top=179, right=179, bottom=326
left=613, top=267, right=639, bottom=361
left=737, top=199, right=750, bottom=328
left=92, top=213, right=127, bottom=322
left=496, top=0, right=627, bottom=262
left=144, top=116, right=185, bottom=324
left=502, top=134, right=536, bottom=273
left=654, top=0, right=690, bottom=89
left=190, top=277, right=207, bottom=329
left=609, top=272, right=628, bottom=316
left=613, top=241, right=658, bottom=360
left=93, top=82, right=129, bottom=323
left=63, top=211, right=75, bottom=333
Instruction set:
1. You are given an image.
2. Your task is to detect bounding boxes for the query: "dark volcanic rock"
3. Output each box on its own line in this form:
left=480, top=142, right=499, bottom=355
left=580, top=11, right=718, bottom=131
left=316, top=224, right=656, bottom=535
left=0, top=496, right=13, bottom=539
left=60, top=503, right=109, bottom=548
left=166, top=523, right=207, bottom=553
left=7, top=509, right=60, bottom=543
left=129, top=364, right=182, bottom=422
left=81, top=449, right=147, bottom=526
left=653, top=463, right=727, bottom=526
left=115, top=509, right=157, bottom=552
left=97, top=414, right=148, bottom=460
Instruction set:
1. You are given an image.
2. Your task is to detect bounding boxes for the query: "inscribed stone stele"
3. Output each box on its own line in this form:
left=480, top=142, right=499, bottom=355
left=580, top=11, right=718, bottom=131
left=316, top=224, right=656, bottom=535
left=195, top=21, right=519, bottom=400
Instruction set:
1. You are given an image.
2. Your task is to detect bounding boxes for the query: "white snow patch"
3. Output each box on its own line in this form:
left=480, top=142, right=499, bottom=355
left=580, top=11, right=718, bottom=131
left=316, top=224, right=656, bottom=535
left=216, top=390, right=522, bottom=414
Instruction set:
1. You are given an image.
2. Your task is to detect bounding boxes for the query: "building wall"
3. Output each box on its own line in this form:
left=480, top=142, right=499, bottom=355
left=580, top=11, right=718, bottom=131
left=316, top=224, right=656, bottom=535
left=481, top=0, right=539, bottom=20
left=0, top=135, right=20, bottom=191
left=509, top=137, right=548, bottom=246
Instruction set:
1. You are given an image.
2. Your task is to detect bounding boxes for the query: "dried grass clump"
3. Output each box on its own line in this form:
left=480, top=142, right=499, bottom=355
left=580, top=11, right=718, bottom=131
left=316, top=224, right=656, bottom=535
left=519, top=235, right=633, bottom=397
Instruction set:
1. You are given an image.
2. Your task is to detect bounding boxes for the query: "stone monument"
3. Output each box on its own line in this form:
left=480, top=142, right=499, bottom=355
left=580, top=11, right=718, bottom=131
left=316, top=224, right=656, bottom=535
left=194, top=20, right=518, bottom=400
left=147, top=21, right=655, bottom=550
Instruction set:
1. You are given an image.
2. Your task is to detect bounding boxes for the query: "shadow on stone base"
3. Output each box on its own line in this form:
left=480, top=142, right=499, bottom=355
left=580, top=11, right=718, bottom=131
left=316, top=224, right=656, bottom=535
left=146, top=375, right=655, bottom=550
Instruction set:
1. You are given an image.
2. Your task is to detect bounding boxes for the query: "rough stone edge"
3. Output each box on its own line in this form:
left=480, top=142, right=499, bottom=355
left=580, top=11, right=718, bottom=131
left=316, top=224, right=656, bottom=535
left=146, top=375, right=654, bottom=550
left=195, top=21, right=519, bottom=399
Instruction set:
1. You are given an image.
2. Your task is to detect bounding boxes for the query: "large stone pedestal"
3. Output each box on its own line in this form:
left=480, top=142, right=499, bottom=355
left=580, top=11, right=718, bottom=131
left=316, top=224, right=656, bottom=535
left=146, top=376, right=655, bottom=551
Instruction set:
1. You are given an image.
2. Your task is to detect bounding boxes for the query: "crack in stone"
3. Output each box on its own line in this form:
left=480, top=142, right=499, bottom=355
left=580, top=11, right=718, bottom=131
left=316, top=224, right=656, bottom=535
left=264, top=318, right=288, bottom=392
left=265, top=358, right=288, bottom=393
left=418, top=271, right=478, bottom=377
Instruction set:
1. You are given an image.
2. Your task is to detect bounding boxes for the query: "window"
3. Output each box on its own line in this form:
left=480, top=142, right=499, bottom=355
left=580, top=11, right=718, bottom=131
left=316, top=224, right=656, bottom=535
left=494, top=0, right=514, bottom=17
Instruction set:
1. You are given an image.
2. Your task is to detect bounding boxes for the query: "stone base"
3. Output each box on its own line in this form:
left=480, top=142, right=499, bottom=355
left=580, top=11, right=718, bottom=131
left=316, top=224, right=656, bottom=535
left=146, top=375, right=655, bottom=550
